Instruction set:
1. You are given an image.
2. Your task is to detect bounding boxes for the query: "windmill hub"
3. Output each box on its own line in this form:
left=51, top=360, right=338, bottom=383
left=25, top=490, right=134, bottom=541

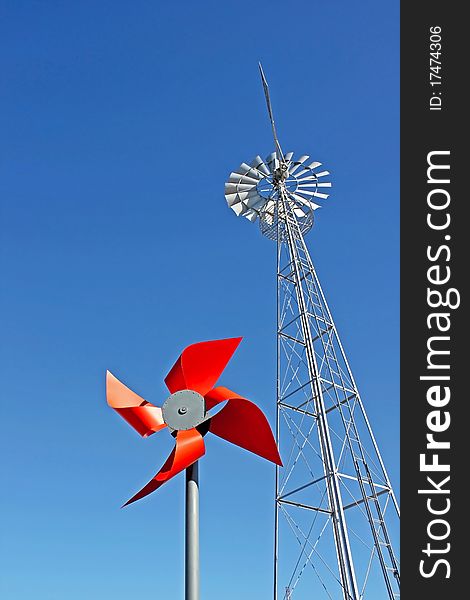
left=273, top=162, right=288, bottom=184
left=162, top=389, right=206, bottom=431
left=257, top=171, right=298, bottom=200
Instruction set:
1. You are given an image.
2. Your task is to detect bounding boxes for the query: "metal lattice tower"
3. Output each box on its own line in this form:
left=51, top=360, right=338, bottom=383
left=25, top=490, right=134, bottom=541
left=224, top=65, right=400, bottom=599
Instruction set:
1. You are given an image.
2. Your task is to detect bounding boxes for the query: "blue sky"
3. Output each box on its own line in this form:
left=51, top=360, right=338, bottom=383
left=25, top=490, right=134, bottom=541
left=0, top=1, right=399, bottom=598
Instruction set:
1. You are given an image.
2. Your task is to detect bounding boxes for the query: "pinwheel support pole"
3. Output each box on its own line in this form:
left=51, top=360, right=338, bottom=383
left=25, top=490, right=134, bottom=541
left=185, top=461, right=199, bottom=600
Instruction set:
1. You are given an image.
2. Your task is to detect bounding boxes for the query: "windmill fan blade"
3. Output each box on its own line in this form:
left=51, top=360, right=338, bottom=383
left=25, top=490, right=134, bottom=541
left=295, top=175, right=319, bottom=183
left=294, top=168, right=309, bottom=179
left=290, top=192, right=321, bottom=211
left=265, top=152, right=277, bottom=165
left=122, top=429, right=205, bottom=506
left=164, top=337, right=242, bottom=396
left=228, top=173, right=260, bottom=185
left=205, top=387, right=282, bottom=466
left=234, top=162, right=255, bottom=176
left=225, top=182, right=255, bottom=195
left=284, top=151, right=294, bottom=162
left=295, top=170, right=329, bottom=184
left=307, top=161, right=322, bottom=170
left=288, top=155, right=310, bottom=175
left=230, top=183, right=255, bottom=193
left=251, top=155, right=270, bottom=175
left=106, top=371, right=166, bottom=437
left=229, top=190, right=256, bottom=203
left=312, top=191, right=330, bottom=199
left=231, top=202, right=244, bottom=216
left=294, top=161, right=321, bottom=179
left=243, top=208, right=258, bottom=222
left=225, top=193, right=241, bottom=206
left=245, top=194, right=265, bottom=209
left=297, top=189, right=329, bottom=200
left=259, top=199, right=276, bottom=225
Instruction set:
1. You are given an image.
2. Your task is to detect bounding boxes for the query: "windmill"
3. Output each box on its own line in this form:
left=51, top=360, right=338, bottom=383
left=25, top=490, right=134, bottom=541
left=106, top=337, right=282, bottom=600
left=224, top=64, right=400, bottom=599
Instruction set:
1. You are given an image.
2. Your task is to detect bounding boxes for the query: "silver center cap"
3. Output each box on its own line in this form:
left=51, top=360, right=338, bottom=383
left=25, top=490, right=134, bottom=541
left=162, top=389, right=205, bottom=431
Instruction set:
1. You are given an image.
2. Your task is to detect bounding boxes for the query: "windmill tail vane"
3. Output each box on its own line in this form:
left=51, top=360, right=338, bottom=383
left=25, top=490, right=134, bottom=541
left=258, top=61, right=284, bottom=160
left=106, top=337, right=282, bottom=506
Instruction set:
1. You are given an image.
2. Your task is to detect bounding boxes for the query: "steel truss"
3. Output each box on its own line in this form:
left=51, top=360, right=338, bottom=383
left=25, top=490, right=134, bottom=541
left=273, top=189, right=400, bottom=600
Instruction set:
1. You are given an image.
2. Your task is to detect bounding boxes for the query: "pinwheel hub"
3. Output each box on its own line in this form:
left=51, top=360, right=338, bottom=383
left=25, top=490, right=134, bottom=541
left=162, top=389, right=206, bottom=431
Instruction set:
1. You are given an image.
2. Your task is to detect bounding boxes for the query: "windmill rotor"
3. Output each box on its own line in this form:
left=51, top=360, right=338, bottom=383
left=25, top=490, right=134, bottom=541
left=225, top=151, right=332, bottom=239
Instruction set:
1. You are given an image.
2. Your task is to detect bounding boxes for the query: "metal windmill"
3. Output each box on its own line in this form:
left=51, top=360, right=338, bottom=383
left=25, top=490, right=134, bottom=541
left=224, top=64, right=400, bottom=600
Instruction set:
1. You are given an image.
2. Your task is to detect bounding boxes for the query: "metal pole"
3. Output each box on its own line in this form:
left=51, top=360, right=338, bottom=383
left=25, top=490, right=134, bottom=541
left=273, top=209, right=282, bottom=600
left=185, top=461, right=199, bottom=600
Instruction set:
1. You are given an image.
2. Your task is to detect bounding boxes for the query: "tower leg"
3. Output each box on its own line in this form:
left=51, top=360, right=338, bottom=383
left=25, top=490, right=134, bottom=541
left=185, top=462, right=199, bottom=600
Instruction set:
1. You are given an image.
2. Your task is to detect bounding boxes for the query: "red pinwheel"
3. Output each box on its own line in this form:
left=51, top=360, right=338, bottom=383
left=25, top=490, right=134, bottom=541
left=106, top=337, right=282, bottom=506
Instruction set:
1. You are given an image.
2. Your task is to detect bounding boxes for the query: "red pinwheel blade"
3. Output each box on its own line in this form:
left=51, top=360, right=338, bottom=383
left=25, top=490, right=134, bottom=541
left=123, top=429, right=205, bottom=506
left=205, top=386, right=282, bottom=466
left=164, top=337, right=242, bottom=396
left=106, top=371, right=167, bottom=438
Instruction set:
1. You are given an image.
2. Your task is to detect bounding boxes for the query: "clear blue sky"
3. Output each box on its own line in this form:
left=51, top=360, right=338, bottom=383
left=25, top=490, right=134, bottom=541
left=0, top=1, right=399, bottom=598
